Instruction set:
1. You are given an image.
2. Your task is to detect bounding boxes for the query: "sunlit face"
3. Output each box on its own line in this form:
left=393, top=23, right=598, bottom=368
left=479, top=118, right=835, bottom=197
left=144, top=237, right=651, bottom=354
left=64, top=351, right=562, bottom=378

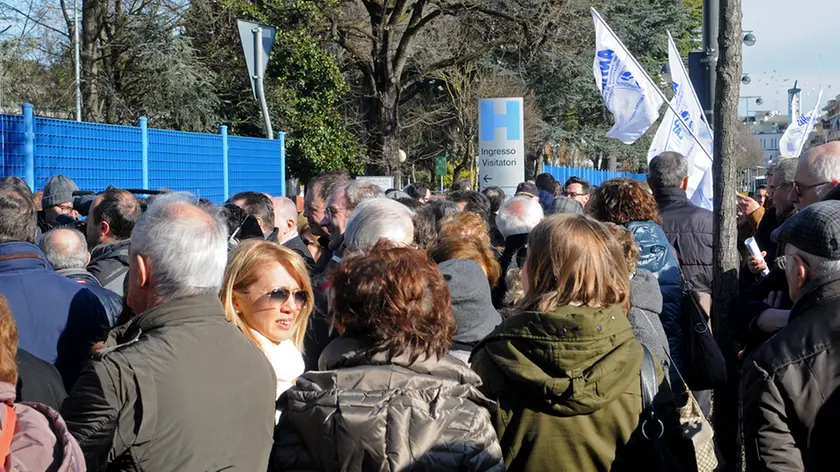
left=303, top=183, right=328, bottom=237
left=234, top=261, right=304, bottom=344
left=565, top=183, right=590, bottom=206
left=321, top=187, right=350, bottom=244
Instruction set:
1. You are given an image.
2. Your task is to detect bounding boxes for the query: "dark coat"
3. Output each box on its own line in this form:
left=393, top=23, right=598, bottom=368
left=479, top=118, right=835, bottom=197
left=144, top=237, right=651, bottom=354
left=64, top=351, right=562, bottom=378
left=60, top=294, right=276, bottom=471
left=625, top=220, right=686, bottom=389
left=282, top=234, right=317, bottom=272
left=271, top=337, right=503, bottom=471
left=743, top=275, right=840, bottom=471
left=57, top=267, right=122, bottom=327
left=0, top=242, right=109, bottom=390
left=492, top=233, right=529, bottom=308
left=16, top=348, right=67, bottom=411
left=471, top=304, right=690, bottom=472
left=655, top=188, right=714, bottom=292
left=87, top=239, right=131, bottom=297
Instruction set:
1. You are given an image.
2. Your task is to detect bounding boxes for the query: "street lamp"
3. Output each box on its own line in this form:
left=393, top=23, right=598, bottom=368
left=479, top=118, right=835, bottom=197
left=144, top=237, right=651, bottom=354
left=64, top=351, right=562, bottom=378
left=740, top=95, right=763, bottom=123
left=741, top=74, right=752, bottom=85
left=743, top=31, right=757, bottom=47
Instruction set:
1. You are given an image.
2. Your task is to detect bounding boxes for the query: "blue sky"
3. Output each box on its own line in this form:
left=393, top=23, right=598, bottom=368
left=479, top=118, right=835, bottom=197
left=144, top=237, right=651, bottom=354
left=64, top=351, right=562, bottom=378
left=740, top=0, right=839, bottom=117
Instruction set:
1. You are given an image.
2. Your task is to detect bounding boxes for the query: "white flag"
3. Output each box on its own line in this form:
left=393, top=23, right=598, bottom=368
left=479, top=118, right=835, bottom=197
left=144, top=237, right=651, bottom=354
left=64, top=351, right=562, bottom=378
left=592, top=9, right=664, bottom=144
left=779, top=91, right=823, bottom=157
left=647, top=32, right=714, bottom=209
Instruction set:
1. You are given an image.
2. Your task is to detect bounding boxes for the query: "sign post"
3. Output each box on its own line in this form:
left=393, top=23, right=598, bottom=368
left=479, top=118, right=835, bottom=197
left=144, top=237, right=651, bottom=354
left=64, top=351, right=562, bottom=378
left=478, top=97, right=525, bottom=195
left=435, top=155, right=447, bottom=192
left=237, top=20, right=276, bottom=139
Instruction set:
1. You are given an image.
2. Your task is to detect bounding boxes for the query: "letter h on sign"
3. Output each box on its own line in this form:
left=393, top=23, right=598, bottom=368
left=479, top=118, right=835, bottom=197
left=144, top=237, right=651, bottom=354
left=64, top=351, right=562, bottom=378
left=480, top=100, right=521, bottom=141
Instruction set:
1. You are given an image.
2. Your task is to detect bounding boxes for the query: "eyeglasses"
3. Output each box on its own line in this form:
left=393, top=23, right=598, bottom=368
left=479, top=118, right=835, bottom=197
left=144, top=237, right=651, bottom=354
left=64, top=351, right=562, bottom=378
left=564, top=192, right=588, bottom=198
left=793, top=181, right=829, bottom=196
left=775, top=254, right=810, bottom=271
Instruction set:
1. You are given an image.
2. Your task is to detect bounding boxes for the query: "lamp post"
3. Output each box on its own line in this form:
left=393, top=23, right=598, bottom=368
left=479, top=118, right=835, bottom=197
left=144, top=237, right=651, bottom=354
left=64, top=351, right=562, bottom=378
left=740, top=95, right=763, bottom=123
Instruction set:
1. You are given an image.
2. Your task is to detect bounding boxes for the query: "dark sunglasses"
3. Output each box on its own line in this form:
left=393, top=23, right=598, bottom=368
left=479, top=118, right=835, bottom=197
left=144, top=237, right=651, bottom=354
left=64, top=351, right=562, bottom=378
left=266, top=288, right=308, bottom=306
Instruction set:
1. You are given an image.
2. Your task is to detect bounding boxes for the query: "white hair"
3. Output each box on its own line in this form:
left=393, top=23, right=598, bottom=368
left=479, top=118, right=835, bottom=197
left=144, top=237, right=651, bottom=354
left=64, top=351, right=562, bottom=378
left=790, top=246, right=840, bottom=278
left=344, top=198, right=414, bottom=251
left=802, top=146, right=840, bottom=193
left=130, top=192, right=228, bottom=301
left=39, top=228, right=88, bottom=270
left=495, top=196, right=544, bottom=239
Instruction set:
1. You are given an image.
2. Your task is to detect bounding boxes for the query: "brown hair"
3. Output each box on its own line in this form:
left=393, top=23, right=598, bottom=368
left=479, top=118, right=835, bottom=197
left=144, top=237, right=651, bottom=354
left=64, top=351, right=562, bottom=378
left=517, top=214, right=630, bottom=314
left=0, top=296, right=18, bottom=385
left=331, top=240, right=454, bottom=363
left=603, top=222, right=639, bottom=275
left=428, top=236, right=501, bottom=287
left=220, top=239, right=314, bottom=351
left=587, top=178, right=662, bottom=225
left=439, top=212, right=491, bottom=248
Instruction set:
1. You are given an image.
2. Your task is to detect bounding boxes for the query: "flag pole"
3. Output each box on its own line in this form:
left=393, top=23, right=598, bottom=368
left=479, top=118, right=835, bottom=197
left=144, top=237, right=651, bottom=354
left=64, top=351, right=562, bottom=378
left=592, top=8, right=713, bottom=163
left=795, top=90, right=823, bottom=158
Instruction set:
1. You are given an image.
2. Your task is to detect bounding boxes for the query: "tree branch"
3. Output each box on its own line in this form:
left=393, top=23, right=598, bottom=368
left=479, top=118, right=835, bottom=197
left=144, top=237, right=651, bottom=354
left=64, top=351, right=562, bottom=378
left=401, top=39, right=504, bottom=91
left=393, top=1, right=440, bottom=80
left=0, top=1, right=70, bottom=38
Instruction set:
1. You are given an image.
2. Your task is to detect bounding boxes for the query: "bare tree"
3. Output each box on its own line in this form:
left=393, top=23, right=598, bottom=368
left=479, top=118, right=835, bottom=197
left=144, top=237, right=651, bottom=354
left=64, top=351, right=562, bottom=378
left=733, top=122, right=765, bottom=172
left=324, top=0, right=558, bottom=182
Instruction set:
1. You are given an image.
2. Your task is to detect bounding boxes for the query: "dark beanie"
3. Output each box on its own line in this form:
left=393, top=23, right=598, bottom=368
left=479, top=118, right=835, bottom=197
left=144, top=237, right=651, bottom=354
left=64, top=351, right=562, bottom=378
left=438, top=259, right=502, bottom=345
left=42, top=175, right=79, bottom=208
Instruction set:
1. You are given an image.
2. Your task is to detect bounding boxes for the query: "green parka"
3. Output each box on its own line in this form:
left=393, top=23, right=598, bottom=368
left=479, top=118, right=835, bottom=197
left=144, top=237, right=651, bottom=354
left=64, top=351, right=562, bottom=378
left=471, top=304, right=690, bottom=472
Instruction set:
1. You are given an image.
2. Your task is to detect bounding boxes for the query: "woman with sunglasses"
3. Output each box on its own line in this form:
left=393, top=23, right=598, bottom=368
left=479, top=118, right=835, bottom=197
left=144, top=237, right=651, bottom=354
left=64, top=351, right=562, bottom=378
left=220, top=239, right=313, bottom=416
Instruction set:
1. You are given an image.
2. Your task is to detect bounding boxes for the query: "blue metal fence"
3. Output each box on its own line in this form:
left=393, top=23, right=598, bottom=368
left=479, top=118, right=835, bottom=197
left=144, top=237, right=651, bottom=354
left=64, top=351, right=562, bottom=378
left=543, top=165, right=646, bottom=187
left=0, top=104, right=286, bottom=203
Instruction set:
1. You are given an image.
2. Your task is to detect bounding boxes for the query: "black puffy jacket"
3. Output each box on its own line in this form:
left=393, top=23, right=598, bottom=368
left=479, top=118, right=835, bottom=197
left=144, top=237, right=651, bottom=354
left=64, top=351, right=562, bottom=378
left=655, top=188, right=714, bottom=292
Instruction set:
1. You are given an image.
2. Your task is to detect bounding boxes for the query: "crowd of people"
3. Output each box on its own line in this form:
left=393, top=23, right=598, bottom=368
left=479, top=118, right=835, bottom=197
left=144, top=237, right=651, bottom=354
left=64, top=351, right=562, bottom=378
left=0, top=142, right=840, bottom=471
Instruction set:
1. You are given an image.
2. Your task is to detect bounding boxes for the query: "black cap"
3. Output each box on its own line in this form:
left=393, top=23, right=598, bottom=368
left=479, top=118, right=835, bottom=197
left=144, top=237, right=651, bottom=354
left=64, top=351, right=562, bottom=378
left=771, top=200, right=840, bottom=259
left=515, top=182, right=539, bottom=198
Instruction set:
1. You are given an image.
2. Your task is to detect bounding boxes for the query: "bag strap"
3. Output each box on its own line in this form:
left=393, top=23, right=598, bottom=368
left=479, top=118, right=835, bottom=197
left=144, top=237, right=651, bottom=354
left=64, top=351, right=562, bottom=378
left=640, top=346, right=663, bottom=440
left=0, top=404, right=17, bottom=466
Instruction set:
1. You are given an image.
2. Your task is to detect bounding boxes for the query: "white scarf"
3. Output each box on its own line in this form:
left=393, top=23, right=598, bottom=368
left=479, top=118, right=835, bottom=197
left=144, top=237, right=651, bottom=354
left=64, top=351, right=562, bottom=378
left=250, top=329, right=305, bottom=423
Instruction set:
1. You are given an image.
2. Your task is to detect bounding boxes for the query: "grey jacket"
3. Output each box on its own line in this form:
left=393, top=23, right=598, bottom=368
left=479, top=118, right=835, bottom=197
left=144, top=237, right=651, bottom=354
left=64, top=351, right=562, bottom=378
left=270, top=337, right=504, bottom=471
left=629, top=269, right=672, bottom=385
left=61, top=294, right=276, bottom=471
left=87, top=239, right=130, bottom=296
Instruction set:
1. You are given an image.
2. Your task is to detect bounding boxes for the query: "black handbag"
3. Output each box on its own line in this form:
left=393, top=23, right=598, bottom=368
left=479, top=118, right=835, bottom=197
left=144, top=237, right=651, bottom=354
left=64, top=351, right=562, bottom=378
left=681, top=279, right=727, bottom=390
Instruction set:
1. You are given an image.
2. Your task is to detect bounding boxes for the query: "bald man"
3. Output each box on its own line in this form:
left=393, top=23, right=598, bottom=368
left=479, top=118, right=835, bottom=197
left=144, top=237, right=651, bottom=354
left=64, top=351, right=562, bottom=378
left=39, top=228, right=122, bottom=326
left=272, top=196, right=315, bottom=270
left=790, top=142, right=840, bottom=210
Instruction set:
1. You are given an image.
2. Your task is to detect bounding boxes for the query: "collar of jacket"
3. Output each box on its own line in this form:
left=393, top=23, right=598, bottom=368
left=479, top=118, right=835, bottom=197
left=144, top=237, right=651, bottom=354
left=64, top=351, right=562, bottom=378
left=472, top=304, right=641, bottom=415
left=319, top=337, right=485, bottom=388
left=654, top=187, right=689, bottom=204
left=90, top=238, right=131, bottom=261
left=0, top=242, right=51, bottom=271
left=790, top=272, right=840, bottom=322
left=503, top=233, right=529, bottom=253
left=56, top=267, right=102, bottom=285
left=121, top=294, right=226, bottom=341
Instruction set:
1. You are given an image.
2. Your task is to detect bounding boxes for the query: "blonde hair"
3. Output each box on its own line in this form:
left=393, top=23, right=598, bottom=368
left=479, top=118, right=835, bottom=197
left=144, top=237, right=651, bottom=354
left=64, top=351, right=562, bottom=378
left=439, top=212, right=492, bottom=247
left=0, top=296, right=18, bottom=385
left=517, top=214, right=630, bottom=314
left=220, top=239, right=314, bottom=351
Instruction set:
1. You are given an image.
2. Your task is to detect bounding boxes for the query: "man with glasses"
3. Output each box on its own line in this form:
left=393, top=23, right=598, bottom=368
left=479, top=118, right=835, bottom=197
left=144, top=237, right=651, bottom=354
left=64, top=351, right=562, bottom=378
left=743, top=200, right=840, bottom=470
left=789, top=141, right=840, bottom=210
left=38, top=175, right=80, bottom=232
left=748, top=158, right=798, bottom=275
left=563, top=176, right=591, bottom=206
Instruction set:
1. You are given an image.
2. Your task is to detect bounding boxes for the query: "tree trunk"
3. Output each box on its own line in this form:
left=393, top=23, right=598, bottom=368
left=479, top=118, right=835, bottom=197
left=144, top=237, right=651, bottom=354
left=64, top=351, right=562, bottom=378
left=80, top=0, right=102, bottom=121
left=711, top=0, right=743, bottom=470
left=365, top=89, right=401, bottom=183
